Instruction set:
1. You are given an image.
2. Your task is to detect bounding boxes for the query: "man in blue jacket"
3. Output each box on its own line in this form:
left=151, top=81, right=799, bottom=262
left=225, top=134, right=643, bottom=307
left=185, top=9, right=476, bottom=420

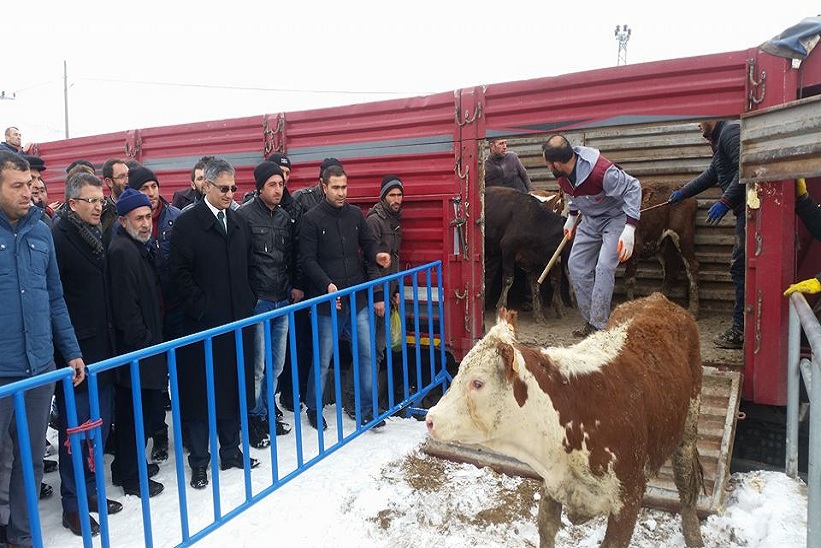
left=0, top=151, right=86, bottom=547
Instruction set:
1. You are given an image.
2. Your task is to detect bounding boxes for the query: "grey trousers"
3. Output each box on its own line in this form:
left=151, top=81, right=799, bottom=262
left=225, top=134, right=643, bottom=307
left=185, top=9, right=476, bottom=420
left=0, top=364, right=56, bottom=547
left=567, top=214, right=626, bottom=330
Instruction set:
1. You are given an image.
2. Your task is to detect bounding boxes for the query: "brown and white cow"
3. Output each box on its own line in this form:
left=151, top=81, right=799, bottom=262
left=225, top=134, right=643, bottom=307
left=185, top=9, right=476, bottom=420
left=426, top=293, right=704, bottom=547
left=624, top=182, right=699, bottom=317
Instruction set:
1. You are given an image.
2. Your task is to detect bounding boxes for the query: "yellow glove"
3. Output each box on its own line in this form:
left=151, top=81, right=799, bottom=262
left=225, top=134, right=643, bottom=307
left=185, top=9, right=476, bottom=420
left=796, top=178, right=807, bottom=198
left=784, top=277, right=821, bottom=296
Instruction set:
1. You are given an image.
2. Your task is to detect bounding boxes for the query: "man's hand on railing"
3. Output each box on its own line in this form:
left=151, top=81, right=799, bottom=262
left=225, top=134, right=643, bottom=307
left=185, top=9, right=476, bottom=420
left=67, top=358, right=86, bottom=387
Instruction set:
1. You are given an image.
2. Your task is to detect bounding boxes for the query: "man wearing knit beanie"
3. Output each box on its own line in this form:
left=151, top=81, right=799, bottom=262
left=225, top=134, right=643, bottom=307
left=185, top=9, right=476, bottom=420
left=107, top=186, right=167, bottom=498
left=238, top=161, right=302, bottom=444
left=127, top=165, right=182, bottom=461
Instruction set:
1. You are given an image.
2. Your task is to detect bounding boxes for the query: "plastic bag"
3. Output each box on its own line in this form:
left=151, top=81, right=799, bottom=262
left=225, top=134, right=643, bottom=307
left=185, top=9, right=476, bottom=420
left=390, top=306, right=403, bottom=350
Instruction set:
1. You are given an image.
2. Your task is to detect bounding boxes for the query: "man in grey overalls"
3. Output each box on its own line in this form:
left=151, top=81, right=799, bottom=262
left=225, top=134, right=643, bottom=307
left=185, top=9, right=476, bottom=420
left=542, top=135, right=642, bottom=337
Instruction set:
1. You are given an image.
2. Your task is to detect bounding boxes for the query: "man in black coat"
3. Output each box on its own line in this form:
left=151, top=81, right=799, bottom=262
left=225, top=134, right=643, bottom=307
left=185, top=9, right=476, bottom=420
left=669, top=120, right=744, bottom=349
left=300, top=164, right=390, bottom=430
left=169, top=157, right=258, bottom=490
left=51, top=171, right=120, bottom=536
left=107, top=188, right=167, bottom=498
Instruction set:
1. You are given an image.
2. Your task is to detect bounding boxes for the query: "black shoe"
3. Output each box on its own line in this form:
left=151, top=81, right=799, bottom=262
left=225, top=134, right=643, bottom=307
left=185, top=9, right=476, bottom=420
left=343, top=405, right=357, bottom=421
left=279, top=394, right=295, bottom=412
left=163, top=390, right=172, bottom=411
left=361, top=415, right=386, bottom=429
left=190, top=466, right=208, bottom=489
left=306, top=409, right=327, bottom=431
left=275, top=418, right=291, bottom=436
left=62, top=511, right=100, bottom=537
left=572, top=322, right=598, bottom=338
left=88, top=495, right=123, bottom=515
left=152, top=438, right=169, bottom=462
left=43, top=459, right=57, bottom=473
left=220, top=453, right=260, bottom=471
left=112, top=462, right=159, bottom=486
left=122, top=478, right=164, bottom=497
left=715, top=326, right=744, bottom=349
left=248, top=416, right=271, bottom=449
left=40, top=482, right=53, bottom=499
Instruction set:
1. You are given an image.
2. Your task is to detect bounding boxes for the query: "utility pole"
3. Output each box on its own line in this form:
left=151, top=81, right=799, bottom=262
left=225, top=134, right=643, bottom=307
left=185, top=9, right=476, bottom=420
left=63, top=60, right=70, bottom=138
left=615, top=25, right=631, bottom=66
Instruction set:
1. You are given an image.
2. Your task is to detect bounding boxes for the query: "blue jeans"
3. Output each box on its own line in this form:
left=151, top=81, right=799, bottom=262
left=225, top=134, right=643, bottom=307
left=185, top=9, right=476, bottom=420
left=306, top=307, right=375, bottom=417
left=251, top=299, right=290, bottom=418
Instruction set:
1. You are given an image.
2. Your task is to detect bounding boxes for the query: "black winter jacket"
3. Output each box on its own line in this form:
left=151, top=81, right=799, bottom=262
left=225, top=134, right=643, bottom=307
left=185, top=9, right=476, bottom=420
left=300, top=200, right=380, bottom=313
left=238, top=197, right=296, bottom=302
left=107, top=227, right=167, bottom=390
left=681, top=121, right=744, bottom=215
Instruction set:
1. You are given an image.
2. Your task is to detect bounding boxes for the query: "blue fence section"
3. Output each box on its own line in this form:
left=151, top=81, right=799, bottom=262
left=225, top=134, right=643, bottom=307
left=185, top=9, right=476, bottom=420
left=0, top=261, right=450, bottom=547
left=786, top=292, right=821, bottom=548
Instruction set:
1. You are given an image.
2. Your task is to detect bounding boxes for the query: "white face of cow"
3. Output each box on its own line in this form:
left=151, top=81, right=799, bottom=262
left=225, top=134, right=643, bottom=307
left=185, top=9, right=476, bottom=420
left=426, top=316, right=530, bottom=446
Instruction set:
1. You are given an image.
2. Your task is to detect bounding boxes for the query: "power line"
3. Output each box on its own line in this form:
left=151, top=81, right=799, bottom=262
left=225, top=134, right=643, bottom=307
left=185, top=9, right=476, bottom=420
left=82, top=77, right=433, bottom=96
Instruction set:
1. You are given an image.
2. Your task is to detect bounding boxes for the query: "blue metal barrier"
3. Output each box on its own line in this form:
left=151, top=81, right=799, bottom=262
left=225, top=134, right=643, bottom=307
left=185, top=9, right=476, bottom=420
left=786, top=292, right=821, bottom=548
left=0, top=261, right=449, bottom=547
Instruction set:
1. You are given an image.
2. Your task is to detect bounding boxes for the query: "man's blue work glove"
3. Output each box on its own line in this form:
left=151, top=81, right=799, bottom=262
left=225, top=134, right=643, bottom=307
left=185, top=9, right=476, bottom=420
left=706, top=200, right=731, bottom=225
left=668, top=190, right=686, bottom=204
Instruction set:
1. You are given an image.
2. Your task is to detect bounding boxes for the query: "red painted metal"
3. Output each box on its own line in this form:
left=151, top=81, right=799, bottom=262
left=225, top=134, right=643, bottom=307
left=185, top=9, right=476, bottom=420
left=32, top=45, right=816, bottom=406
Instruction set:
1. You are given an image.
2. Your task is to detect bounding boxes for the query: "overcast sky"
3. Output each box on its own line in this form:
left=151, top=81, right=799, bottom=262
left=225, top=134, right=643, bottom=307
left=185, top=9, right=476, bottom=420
left=0, top=1, right=810, bottom=145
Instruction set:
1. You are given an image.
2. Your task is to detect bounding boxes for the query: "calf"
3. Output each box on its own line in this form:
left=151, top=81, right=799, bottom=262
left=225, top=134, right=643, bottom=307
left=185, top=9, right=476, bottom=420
left=624, top=182, right=699, bottom=317
left=485, top=187, right=569, bottom=323
left=426, top=293, right=704, bottom=547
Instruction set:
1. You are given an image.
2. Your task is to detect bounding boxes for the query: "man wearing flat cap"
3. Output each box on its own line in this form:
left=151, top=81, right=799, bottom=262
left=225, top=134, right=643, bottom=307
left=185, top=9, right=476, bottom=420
left=238, top=161, right=303, bottom=447
left=127, top=166, right=181, bottom=462
left=107, top=187, right=167, bottom=498
left=24, top=155, right=54, bottom=225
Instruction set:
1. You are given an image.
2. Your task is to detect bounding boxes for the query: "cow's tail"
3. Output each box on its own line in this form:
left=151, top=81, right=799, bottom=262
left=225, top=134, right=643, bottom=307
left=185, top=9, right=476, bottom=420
left=673, top=394, right=706, bottom=547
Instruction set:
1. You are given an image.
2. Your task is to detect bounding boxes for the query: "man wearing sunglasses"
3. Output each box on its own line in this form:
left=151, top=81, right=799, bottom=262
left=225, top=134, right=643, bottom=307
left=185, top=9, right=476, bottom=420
left=169, top=157, right=257, bottom=490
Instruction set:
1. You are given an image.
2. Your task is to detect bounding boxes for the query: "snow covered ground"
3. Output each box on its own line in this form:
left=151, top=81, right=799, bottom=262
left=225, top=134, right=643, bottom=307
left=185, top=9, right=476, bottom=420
left=38, top=405, right=808, bottom=547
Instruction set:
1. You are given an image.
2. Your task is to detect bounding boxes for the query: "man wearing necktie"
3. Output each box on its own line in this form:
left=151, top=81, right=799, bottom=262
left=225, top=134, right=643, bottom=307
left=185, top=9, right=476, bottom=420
left=169, top=157, right=257, bottom=490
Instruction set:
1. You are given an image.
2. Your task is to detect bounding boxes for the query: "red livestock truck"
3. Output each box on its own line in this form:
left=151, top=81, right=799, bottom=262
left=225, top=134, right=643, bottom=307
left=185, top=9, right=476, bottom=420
left=32, top=24, right=821, bottom=471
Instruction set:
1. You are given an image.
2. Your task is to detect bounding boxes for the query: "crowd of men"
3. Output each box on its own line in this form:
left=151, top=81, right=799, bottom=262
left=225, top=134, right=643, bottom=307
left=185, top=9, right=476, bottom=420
left=0, top=125, right=404, bottom=546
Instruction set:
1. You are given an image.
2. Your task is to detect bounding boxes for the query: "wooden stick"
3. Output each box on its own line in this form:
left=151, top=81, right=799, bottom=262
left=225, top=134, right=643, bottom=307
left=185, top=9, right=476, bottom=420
left=537, top=233, right=569, bottom=285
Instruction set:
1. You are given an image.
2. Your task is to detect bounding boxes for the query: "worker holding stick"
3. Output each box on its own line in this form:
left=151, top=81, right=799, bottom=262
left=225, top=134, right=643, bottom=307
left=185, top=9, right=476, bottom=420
left=541, top=135, right=642, bottom=337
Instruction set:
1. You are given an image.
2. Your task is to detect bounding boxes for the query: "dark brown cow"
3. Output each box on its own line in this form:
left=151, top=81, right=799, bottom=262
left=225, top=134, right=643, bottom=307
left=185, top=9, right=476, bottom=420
left=426, top=293, right=704, bottom=547
left=624, top=182, right=699, bottom=317
left=484, top=187, right=569, bottom=323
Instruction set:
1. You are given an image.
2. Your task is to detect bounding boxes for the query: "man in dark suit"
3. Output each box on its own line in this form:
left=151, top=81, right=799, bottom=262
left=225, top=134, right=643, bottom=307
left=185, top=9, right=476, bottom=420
left=51, top=171, right=120, bottom=536
left=107, top=188, right=167, bottom=499
left=169, top=157, right=258, bottom=490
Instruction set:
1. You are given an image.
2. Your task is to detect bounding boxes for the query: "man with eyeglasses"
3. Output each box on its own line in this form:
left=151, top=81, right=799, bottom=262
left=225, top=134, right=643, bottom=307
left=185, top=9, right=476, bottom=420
left=51, top=170, right=120, bottom=536
left=127, top=166, right=182, bottom=463
left=170, top=157, right=257, bottom=490
left=0, top=151, right=85, bottom=548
